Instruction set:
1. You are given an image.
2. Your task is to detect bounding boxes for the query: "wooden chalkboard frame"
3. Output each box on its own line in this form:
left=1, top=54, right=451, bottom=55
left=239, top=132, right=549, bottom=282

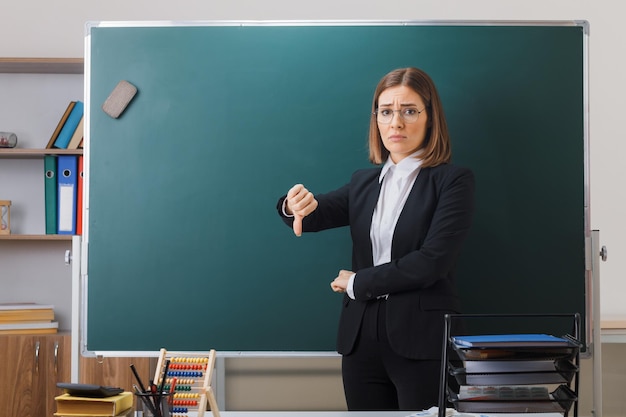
left=82, top=20, right=590, bottom=355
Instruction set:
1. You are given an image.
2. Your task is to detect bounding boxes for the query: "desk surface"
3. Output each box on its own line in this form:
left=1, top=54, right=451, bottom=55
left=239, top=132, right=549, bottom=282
left=184, top=411, right=416, bottom=417
left=219, top=412, right=564, bottom=417
left=220, top=413, right=413, bottom=417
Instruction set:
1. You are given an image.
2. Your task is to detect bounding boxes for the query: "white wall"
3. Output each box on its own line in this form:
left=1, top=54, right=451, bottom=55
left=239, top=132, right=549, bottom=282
left=3, top=0, right=623, bottom=320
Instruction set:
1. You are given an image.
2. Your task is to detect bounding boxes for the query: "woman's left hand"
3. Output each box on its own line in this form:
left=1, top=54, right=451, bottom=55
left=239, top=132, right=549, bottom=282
left=331, top=269, right=354, bottom=293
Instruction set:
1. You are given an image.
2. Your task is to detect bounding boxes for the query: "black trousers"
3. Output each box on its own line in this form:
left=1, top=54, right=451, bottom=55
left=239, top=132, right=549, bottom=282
left=341, top=297, right=441, bottom=411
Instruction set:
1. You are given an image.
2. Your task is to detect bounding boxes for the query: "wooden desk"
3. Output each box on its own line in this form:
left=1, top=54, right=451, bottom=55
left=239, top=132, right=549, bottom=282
left=221, top=413, right=413, bottom=417
left=219, top=412, right=564, bottom=417
left=220, top=413, right=412, bottom=417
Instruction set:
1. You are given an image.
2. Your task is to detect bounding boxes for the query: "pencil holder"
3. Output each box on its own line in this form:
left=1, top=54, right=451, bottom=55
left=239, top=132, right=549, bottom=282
left=0, top=200, right=10, bottom=235
left=134, top=391, right=171, bottom=417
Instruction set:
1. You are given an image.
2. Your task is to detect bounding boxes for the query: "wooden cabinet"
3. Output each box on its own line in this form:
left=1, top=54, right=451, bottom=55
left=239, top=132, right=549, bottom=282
left=0, top=333, right=70, bottom=417
left=42, top=333, right=72, bottom=416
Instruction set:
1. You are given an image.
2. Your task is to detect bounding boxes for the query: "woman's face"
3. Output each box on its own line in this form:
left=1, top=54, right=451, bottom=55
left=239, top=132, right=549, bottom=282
left=377, top=85, right=429, bottom=163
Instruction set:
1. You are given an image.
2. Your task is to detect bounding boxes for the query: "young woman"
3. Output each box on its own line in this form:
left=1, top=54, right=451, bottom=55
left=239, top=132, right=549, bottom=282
left=277, top=67, right=475, bottom=411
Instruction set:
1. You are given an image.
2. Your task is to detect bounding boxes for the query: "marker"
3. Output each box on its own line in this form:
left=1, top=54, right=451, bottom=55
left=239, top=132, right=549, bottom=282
left=156, top=359, right=171, bottom=417
left=130, top=364, right=148, bottom=393
left=168, top=377, right=178, bottom=406
left=149, top=380, right=160, bottom=416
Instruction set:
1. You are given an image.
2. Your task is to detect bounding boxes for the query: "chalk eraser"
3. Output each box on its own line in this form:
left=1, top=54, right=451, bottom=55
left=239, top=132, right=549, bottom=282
left=102, top=80, right=138, bottom=118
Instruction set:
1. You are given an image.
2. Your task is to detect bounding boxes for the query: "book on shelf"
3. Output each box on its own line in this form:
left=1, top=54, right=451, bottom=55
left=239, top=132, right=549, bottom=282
left=53, top=101, right=84, bottom=149
left=54, top=392, right=133, bottom=416
left=46, top=101, right=76, bottom=149
left=0, top=302, right=55, bottom=323
left=452, top=334, right=571, bottom=348
left=0, top=321, right=58, bottom=335
left=67, top=115, right=84, bottom=150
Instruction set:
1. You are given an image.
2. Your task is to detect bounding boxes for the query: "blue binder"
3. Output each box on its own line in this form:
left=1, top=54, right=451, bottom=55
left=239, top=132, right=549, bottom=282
left=57, top=155, right=78, bottom=234
left=452, top=333, right=570, bottom=348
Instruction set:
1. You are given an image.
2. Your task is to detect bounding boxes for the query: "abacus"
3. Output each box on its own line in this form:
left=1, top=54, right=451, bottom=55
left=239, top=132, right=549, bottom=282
left=153, top=348, right=220, bottom=417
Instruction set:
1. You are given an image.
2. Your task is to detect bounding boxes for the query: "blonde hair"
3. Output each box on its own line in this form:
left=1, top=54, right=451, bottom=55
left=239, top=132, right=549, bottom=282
left=368, top=67, right=452, bottom=167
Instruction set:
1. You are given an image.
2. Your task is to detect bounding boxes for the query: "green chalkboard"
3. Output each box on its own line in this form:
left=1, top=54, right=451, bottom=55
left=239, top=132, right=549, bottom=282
left=85, top=22, right=588, bottom=352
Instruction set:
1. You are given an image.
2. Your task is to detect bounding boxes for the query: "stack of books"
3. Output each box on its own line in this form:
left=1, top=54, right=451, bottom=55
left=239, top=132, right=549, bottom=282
left=46, top=100, right=84, bottom=151
left=0, top=303, right=58, bottom=335
left=54, top=391, right=133, bottom=417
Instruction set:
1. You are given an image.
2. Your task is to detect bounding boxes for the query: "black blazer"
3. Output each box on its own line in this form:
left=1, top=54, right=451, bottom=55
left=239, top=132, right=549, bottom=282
left=278, top=163, right=475, bottom=360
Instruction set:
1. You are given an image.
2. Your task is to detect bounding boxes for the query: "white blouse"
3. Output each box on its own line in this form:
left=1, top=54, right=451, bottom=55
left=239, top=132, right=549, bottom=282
left=347, top=151, right=422, bottom=299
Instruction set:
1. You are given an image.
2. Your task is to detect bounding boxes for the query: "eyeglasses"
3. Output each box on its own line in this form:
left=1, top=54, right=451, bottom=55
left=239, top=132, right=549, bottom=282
left=374, top=107, right=426, bottom=124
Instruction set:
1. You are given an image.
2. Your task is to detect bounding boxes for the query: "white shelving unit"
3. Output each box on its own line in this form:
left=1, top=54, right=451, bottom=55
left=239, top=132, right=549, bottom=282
left=0, top=57, right=84, bottom=330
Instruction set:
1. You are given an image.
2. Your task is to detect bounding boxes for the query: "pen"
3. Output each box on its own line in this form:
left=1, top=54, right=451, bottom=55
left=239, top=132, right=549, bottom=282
left=156, top=359, right=171, bottom=417
left=149, top=379, right=160, bottom=417
left=168, top=377, right=177, bottom=406
left=130, top=364, right=148, bottom=393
